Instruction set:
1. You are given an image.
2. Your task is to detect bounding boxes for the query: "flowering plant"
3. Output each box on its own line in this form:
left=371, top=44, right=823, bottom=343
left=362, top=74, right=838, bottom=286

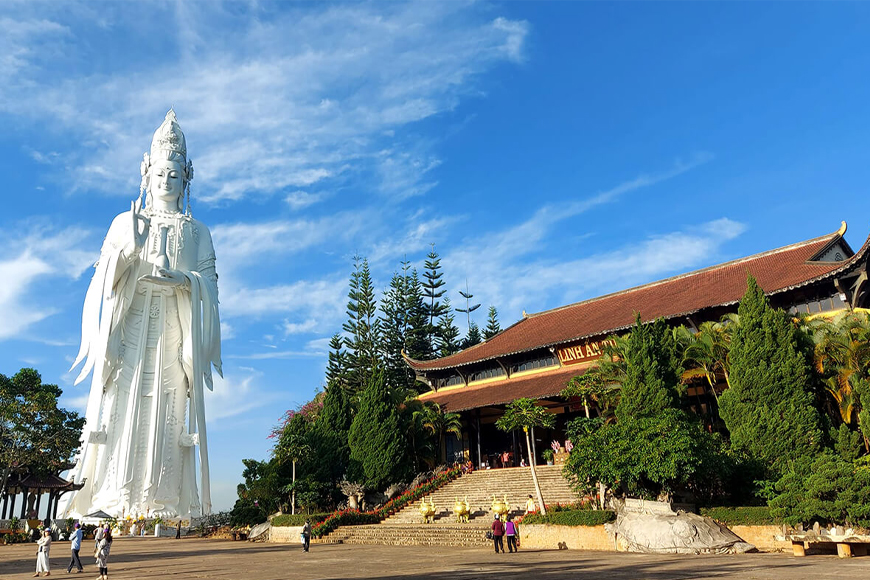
left=564, top=439, right=573, bottom=453
left=312, top=465, right=462, bottom=538
left=551, top=440, right=562, bottom=453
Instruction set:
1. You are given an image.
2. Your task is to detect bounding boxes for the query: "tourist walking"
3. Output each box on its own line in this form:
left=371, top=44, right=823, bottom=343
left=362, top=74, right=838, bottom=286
left=505, top=515, right=519, bottom=553
left=67, top=522, right=84, bottom=573
left=301, top=519, right=311, bottom=552
left=525, top=495, right=536, bottom=514
left=94, top=527, right=112, bottom=580
left=34, top=528, right=52, bottom=577
left=490, top=515, right=505, bottom=553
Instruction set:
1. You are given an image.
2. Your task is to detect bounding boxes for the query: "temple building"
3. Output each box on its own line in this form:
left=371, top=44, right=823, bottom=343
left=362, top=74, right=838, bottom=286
left=404, top=222, right=870, bottom=468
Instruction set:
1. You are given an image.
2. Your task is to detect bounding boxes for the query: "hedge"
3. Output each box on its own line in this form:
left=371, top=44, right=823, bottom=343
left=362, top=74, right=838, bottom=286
left=520, top=509, right=616, bottom=527
left=699, top=506, right=782, bottom=526
left=312, top=466, right=462, bottom=537
left=271, top=514, right=330, bottom=527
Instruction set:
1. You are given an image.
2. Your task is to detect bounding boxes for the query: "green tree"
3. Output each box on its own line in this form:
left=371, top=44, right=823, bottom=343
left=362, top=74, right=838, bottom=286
left=275, top=421, right=311, bottom=515
left=462, top=321, right=483, bottom=349
left=680, top=315, right=737, bottom=403
left=437, top=299, right=461, bottom=357
left=343, top=256, right=381, bottom=392
left=404, top=268, right=432, bottom=364
left=0, top=368, right=85, bottom=498
left=483, top=306, right=501, bottom=340
left=495, top=398, right=555, bottom=515
left=616, top=316, right=682, bottom=422
left=380, top=266, right=415, bottom=390
left=325, top=333, right=348, bottom=389
left=422, top=246, right=449, bottom=357
left=419, top=402, right=462, bottom=464
left=718, top=276, right=822, bottom=477
left=348, top=370, right=409, bottom=490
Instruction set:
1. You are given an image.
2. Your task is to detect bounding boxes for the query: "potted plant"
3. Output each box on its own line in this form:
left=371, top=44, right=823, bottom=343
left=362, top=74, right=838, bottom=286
left=542, top=449, right=555, bottom=465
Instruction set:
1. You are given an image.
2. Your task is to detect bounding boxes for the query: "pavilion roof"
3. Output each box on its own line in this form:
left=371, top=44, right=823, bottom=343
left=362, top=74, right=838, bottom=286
left=419, top=365, right=587, bottom=412
left=6, top=472, right=82, bottom=491
left=407, top=222, right=868, bottom=372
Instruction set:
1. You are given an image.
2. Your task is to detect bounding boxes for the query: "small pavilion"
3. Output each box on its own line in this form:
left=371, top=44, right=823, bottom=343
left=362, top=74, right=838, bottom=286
left=1, top=468, right=84, bottom=522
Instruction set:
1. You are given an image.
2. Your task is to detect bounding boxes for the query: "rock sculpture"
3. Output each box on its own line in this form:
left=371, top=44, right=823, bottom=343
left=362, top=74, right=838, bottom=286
left=606, top=499, right=755, bottom=555
left=63, top=111, right=222, bottom=519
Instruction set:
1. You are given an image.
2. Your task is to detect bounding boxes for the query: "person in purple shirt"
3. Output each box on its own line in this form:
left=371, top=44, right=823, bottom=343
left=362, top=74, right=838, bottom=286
left=504, top=515, right=519, bottom=553
left=67, top=522, right=84, bottom=573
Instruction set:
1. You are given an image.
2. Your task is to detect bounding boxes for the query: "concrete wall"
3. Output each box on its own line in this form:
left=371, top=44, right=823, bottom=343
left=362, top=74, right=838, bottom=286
left=521, top=523, right=789, bottom=553
left=270, top=525, right=304, bottom=544
left=520, top=524, right=614, bottom=551
left=729, top=525, right=790, bottom=552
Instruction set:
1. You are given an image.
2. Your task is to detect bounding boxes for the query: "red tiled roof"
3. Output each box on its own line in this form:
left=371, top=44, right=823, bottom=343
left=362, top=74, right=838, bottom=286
left=408, top=224, right=868, bottom=371
left=420, top=365, right=589, bottom=412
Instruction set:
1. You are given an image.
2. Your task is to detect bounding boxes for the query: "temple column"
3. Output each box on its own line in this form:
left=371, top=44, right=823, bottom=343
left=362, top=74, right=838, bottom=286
left=2, top=493, right=7, bottom=519
left=9, top=493, right=16, bottom=520
left=34, top=489, right=42, bottom=519
left=19, top=489, right=27, bottom=519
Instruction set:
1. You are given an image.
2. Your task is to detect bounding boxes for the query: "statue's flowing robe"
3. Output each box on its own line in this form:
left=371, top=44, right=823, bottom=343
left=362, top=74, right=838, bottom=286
left=65, top=210, right=222, bottom=518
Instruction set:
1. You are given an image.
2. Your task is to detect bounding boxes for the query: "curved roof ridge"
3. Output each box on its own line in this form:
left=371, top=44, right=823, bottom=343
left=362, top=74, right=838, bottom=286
left=526, top=226, right=845, bottom=320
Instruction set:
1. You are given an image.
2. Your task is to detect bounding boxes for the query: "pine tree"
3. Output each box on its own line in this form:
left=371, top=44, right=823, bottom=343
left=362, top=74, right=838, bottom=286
left=380, top=265, right=415, bottom=390
left=422, top=246, right=449, bottom=356
left=438, top=298, right=461, bottom=357
left=483, top=306, right=501, bottom=339
left=348, top=369, right=410, bottom=489
left=462, top=322, right=483, bottom=349
left=616, top=316, right=682, bottom=422
left=405, top=268, right=432, bottom=362
left=325, top=333, right=348, bottom=388
left=718, top=276, right=822, bottom=477
left=342, top=256, right=381, bottom=393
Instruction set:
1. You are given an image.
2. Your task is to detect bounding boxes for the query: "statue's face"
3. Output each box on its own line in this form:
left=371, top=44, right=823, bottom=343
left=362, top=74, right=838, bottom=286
left=149, top=158, right=184, bottom=204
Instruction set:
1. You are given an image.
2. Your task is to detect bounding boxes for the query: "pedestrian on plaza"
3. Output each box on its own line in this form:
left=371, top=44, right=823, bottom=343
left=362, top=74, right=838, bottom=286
left=504, top=515, right=519, bottom=553
left=67, top=522, right=84, bottom=573
left=490, top=514, right=505, bottom=554
left=33, top=528, right=52, bottom=577
left=175, top=520, right=182, bottom=539
left=301, top=519, right=311, bottom=552
left=94, top=527, right=112, bottom=580
left=525, top=495, right=536, bottom=514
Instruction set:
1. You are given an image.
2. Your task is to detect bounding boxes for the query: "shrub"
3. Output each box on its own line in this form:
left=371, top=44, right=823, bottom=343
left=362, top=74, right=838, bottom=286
left=271, top=513, right=330, bottom=527
left=699, top=506, right=781, bottom=526
left=520, top=510, right=615, bottom=527
left=767, top=452, right=870, bottom=528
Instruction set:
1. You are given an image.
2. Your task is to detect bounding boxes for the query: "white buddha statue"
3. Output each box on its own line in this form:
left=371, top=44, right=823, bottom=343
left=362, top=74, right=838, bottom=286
left=64, top=110, right=222, bottom=519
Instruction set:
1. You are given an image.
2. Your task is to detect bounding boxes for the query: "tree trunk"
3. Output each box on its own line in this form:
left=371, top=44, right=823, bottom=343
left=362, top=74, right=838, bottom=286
left=291, top=460, right=296, bottom=516
left=583, top=397, right=590, bottom=419
left=598, top=481, right=606, bottom=510
left=524, top=427, right=546, bottom=516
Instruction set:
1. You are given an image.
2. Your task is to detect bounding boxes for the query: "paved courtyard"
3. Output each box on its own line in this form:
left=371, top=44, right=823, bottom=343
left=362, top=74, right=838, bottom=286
left=1, top=536, right=869, bottom=580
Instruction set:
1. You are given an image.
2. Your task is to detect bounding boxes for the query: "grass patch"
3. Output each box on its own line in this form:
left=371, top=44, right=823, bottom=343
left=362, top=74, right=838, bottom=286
left=521, top=509, right=615, bottom=527
left=700, top=506, right=782, bottom=526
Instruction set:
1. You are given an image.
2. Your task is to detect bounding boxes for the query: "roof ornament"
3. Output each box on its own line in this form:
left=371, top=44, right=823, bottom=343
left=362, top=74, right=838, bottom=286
left=838, top=221, right=847, bottom=237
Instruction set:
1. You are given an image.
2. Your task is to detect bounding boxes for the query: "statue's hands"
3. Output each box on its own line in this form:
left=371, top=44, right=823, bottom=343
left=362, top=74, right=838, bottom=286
left=139, top=268, right=187, bottom=288
left=127, top=199, right=150, bottom=257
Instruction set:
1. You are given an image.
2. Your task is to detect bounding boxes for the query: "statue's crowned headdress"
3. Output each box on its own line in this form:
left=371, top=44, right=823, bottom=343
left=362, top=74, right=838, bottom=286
left=140, top=109, right=194, bottom=215
left=150, top=109, right=187, bottom=163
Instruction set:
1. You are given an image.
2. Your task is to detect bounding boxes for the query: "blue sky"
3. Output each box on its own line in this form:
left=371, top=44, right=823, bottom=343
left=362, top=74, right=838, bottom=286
left=3, top=1, right=870, bottom=511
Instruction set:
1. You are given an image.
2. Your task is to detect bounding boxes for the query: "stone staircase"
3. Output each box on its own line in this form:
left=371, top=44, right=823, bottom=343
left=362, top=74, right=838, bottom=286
left=316, top=465, right=580, bottom=547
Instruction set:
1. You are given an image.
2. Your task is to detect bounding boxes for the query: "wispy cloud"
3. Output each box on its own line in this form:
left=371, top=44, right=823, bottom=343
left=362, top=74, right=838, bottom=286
left=206, top=368, right=281, bottom=425
left=0, top=224, right=95, bottom=340
left=1, top=2, right=530, bottom=205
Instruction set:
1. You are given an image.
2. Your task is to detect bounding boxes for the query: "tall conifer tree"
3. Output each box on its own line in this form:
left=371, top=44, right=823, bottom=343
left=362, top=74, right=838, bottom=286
left=616, top=316, right=682, bottom=422
left=483, top=306, right=501, bottom=339
left=438, top=298, right=461, bottom=357
left=325, top=333, right=348, bottom=389
left=422, top=246, right=449, bottom=356
left=348, top=370, right=409, bottom=489
left=718, top=276, right=822, bottom=476
left=380, top=265, right=414, bottom=390
left=343, top=256, right=381, bottom=392
left=462, top=321, right=483, bottom=349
